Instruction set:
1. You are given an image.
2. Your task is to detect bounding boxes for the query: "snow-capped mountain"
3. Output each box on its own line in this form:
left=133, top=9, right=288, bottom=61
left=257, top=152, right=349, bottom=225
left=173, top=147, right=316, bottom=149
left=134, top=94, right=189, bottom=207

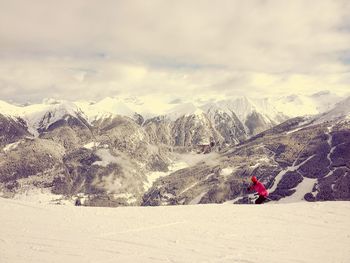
left=165, top=102, right=206, bottom=121
left=0, top=99, right=86, bottom=136
left=202, top=97, right=285, bottom=123
left=0, top=96, right=289, bottom=146
left=150, top=96, right=291, bottom=145
left=0, top=113, right=30, bottom=146
left=269, top=91, right=343, bottom=118
left=143, top=113, right=350, bottom=206
left=0, top=97, right=144, bottom=135
left=172, top=111, right=223, bottom=146
left=201, top=97, right=288, bottom=139
left=0, top=92, right=342, bottom=140
left=75, top=97, right=136, bottom=123
left=1, top=93, right=350, bottom=207
left=205, top=107, right=247, bottom=144
left=309, top=90, right=343, bottom=112
left=313, top=96, right=350, bottom=124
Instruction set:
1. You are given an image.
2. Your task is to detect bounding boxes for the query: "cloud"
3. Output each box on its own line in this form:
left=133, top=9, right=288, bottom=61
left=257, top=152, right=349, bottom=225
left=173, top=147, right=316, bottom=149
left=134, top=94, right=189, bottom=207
left=169, top=98, right=183, bottom=104
left=0, top=0, right=349, bottom=103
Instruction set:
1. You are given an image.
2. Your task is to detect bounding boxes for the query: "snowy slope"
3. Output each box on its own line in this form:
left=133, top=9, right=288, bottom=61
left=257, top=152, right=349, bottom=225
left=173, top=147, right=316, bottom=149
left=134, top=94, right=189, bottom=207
left=0, top=197, right=349, bottom=263
left=0, top=100, right=22, bottom=117
left=0, top=92, right=347, bottom=138
left=314, top=96, right=350, bottom=124
left=165, top=102, right=205, bottom=121
left=75, top=97, right=136, bottom=122
left=270, top=92, right=342, bottom=118
left=0, top=97, right=162, bottom=130
left=0, top=99, right=83, bottom=135
left=26, top=101, right=83, bottom=132
left=0, top=92, right=344, bottom=125
left=0, top=98, right=140, bottom=132
left=76, top=96, right=176, bottom=121
left=77, top=96, right=286, bottom=124
left=202, top=96, right=283, bottom=123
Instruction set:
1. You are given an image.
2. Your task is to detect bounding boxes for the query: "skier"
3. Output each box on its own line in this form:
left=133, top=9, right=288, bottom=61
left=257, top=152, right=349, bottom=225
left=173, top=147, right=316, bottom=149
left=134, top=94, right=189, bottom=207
left=247, top=176, right=269, bottom=204
left=75, top=198, right=82, bottom=206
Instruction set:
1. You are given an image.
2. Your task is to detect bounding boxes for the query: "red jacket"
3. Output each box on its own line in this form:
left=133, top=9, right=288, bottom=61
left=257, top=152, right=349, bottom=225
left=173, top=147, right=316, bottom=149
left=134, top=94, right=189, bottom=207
left=249, top=181, right=268, bottom=197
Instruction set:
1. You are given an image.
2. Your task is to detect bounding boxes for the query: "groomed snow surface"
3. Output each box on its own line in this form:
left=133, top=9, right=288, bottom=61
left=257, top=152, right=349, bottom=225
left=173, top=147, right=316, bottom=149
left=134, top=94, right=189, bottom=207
left=1, top=198, right=349, bottom=263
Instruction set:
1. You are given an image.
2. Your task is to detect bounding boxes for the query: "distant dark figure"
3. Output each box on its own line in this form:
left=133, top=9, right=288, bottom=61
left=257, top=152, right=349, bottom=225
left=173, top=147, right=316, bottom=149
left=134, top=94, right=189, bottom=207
left=75, top=198, right=82, bottom=206
left=247, top=176, right=269, bottom=204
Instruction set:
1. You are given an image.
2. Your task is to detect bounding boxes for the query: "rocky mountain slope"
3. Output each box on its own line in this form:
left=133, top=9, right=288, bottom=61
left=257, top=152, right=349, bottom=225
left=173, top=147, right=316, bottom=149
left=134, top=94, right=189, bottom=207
left=0, top=95, right=349, bottom=206
left=143, top=113, right=350, bottom=205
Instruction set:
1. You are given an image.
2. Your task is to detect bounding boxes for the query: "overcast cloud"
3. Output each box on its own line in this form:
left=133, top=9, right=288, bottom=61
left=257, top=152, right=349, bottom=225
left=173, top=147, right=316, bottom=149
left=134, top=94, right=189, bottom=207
left=0, top=0, right=349, bottom=103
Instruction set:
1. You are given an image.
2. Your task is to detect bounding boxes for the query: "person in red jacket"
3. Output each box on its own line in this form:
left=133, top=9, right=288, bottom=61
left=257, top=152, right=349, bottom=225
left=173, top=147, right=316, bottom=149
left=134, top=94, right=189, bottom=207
left=247, top=176, right=269, bottom=204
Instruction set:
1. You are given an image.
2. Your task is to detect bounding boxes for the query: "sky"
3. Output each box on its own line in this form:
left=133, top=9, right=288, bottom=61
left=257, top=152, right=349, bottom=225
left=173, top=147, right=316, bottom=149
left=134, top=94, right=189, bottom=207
left=0, top=0, right=349, bottom=104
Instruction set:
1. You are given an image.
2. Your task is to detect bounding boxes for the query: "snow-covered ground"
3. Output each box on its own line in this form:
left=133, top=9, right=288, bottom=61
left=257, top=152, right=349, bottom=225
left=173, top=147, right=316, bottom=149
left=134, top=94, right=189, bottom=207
left=174, top=152, right=221, bottom=167
left=144, top=161, right=189, bottom=191
left=1, top=197, right=349, bottom=263
left=11, top=188, right=73, bottom=205
left=314, top=96, right=350, bottom=124
left=277, top=177, right=318, bottom=203
left=268, top=155, right=315, bottom=194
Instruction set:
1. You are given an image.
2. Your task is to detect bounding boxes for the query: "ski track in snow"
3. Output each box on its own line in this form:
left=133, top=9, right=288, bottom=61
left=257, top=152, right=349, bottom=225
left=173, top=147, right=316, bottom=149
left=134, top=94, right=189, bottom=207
left=269, top=155, right=315, bottom=194
left=1, top=198, right=350, bottom=263
left=100, top=221, right=186, bottom=236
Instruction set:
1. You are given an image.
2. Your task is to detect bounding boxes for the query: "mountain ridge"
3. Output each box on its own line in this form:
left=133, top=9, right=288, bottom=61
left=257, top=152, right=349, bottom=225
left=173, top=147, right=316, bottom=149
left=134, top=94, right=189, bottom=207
left=0, top=93, right=349, bottom=206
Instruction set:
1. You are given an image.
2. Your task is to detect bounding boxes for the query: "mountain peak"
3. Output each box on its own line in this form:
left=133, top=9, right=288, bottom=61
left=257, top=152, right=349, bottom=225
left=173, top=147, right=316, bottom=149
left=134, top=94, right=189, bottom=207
left=314, top=95, right=350, bottom=124
left=165, top=102, right=202, bottom=121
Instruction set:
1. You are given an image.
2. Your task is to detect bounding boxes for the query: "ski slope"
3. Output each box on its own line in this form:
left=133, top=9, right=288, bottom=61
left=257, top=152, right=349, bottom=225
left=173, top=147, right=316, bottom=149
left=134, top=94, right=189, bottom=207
left=0, top=198, right=349, bottom=263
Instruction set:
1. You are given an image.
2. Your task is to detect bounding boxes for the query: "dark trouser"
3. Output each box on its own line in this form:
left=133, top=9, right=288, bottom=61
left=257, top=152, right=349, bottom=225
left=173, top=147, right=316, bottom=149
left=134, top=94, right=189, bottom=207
left=255, top=195, right=267, bottom=204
